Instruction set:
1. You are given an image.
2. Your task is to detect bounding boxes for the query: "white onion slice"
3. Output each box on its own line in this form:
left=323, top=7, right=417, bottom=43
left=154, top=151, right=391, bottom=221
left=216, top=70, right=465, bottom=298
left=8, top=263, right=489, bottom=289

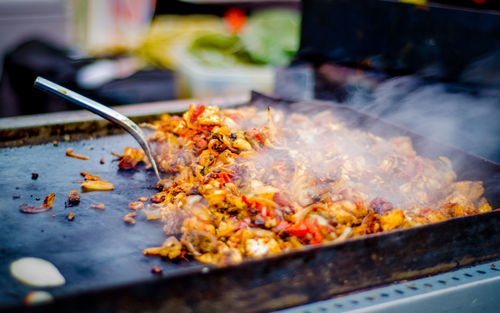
left=10, top=257, right=66, bottom=287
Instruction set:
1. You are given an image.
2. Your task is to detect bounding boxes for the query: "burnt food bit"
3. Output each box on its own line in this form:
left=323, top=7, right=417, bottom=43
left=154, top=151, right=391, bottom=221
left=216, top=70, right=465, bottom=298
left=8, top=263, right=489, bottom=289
left=151, top=266, right=163, bottom=275
left=67, top=190, right=80, bottom=206
left=31, top=173, right=39, bottom=180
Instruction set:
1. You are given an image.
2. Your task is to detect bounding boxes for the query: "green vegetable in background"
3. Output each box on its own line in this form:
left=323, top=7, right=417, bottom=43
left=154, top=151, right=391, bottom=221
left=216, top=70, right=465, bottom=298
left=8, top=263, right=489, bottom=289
left=190, top=33, right=260, bottom=68
left=241, top=9, right=300, bottom=66
left=189, top=9, right=300, bottom=67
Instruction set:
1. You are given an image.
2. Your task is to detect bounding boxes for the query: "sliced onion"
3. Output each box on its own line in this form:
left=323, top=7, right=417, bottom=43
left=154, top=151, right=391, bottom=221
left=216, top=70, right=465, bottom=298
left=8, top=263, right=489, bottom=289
left=10, top=257, right=65, bottom=287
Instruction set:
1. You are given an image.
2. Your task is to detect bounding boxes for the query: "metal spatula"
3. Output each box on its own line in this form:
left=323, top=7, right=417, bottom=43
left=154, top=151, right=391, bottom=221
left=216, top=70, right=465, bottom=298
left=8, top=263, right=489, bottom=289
left=34, top=76, right=161, bottom=181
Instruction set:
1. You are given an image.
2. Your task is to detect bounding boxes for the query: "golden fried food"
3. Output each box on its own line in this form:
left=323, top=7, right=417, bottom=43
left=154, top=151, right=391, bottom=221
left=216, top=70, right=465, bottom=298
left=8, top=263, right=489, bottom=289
left=122, top=103, right=494, bottom=265
left=80, top=171, right=114, bottom=192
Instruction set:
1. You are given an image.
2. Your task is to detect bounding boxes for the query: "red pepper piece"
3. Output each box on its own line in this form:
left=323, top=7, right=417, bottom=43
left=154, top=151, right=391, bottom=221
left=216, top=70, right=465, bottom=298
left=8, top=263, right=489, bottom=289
left=286, top=222, right=309, bottom=237
left=218, top=173, right=231, bottom=184
left=305, top=219, right=323, bottom=244
left=241, top=195, right=252, bottom=207
left=190, top=104, right=206, bottom=122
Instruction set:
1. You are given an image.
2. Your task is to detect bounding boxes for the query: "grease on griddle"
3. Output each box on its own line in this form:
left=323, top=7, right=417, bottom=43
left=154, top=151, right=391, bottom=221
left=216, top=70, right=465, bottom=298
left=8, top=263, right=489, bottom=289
left=19, top=193, right=55, bottom=214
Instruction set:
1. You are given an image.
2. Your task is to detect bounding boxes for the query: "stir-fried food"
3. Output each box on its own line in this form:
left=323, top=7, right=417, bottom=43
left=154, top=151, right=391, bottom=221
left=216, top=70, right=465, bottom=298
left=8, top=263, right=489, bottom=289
left=118, top=103, right=493, bottom=265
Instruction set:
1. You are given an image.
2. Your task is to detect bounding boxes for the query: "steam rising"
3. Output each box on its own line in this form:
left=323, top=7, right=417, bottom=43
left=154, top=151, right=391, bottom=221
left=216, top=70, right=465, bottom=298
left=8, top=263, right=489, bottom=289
left=239, top=102, right=457, bottom=211
left=346, top=76, right=500, bottom=163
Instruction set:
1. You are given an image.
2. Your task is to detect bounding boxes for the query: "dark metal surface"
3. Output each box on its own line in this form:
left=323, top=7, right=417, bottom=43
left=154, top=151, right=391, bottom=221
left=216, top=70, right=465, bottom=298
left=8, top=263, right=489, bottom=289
left=1, top=94, right=499, bottom=313
left=299, top=0, right=500, bottom=87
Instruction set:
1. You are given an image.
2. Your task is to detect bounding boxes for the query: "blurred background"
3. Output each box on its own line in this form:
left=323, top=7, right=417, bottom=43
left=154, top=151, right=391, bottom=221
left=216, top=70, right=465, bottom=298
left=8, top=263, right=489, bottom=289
left=0, top=0, right=301, bottom=117
left=0, top=0, right=499, bottom=162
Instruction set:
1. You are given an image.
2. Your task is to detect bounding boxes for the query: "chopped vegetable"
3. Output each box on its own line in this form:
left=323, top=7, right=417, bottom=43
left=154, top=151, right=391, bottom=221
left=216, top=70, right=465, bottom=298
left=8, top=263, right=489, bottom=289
left=81, top=180, right=114, bottom=192
left=65, top=148, right=89, bottom=160
left=19, top=193, right=55, bottom=214
left=124, top=212, right=137, bottom=224
left=129, top=201, right=144, bottom=211
left=90, top=204, right=105, bottom=210
left=80, top=171, right=114, bottom=191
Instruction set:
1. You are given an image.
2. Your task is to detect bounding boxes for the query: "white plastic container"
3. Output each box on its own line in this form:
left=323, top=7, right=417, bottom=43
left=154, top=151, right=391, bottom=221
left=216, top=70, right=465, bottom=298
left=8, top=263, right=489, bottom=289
left=174, top=46, right=276, bottom=98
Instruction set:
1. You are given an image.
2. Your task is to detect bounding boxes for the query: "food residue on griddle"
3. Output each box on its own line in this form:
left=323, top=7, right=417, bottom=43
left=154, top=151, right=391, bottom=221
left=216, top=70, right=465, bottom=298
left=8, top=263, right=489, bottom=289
left=123, top=212, right=137, bottom=224
left=65, top=148, right=89, bottom=160
left=129, top=201, right=144, bottom=211
left=67, top=212, right=75, bottom=221
left=151, top=266, right=163, bottom=275
left=90, top=204, right=105, bottom=210
left=67, top=189, right=80, bottom=205
left=24, top=291, right=53, bottom=306
left=31, top=173, right=39, bottom=180
left=80, top=171, right=114, bottom=191
left=100, top=157, right=105, bottom=164
left=12, top=194, right=20, bottom=199
left=19, top=193, right=55, bottom=214
left=138, top=196, right=148, bottom=202
left=113, top=147, right=147, bottom=170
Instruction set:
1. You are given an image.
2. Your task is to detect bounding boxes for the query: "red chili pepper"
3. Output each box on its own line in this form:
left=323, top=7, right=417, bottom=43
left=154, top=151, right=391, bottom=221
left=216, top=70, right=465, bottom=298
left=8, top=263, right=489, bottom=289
left=305, top=219, right=323, bottom=244
left=354, top=200, right=362, bottom=209
left=241, top=195, right=252, bottom=207
left=218, top=173, right=231, bottom=184
left=422, top=208, right=432, bottom=213
left=250, top=128, right=264, bottom=143
left=190, top=104, right=205, bottom=122
left=286, top=222, right=309, bottom=237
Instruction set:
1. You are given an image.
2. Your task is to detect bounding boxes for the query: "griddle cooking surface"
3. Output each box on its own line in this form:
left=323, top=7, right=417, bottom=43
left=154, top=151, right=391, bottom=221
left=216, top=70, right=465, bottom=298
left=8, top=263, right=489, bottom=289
left=0, top=135, right=195, bottom=307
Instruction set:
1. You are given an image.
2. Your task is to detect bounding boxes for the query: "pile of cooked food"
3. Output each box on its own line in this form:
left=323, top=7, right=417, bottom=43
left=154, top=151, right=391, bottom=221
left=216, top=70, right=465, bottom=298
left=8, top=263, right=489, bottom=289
left=116, top=102, right=492, bottom=265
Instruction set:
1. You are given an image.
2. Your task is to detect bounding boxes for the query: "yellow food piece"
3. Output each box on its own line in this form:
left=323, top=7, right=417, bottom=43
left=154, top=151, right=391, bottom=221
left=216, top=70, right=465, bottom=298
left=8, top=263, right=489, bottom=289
left=81, top=180, right=114, bottom=191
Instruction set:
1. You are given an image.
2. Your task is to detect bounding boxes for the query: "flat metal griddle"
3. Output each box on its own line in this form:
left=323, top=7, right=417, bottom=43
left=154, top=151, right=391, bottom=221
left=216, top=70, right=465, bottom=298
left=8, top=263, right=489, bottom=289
left=1, top=93, right=499, bottom=313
